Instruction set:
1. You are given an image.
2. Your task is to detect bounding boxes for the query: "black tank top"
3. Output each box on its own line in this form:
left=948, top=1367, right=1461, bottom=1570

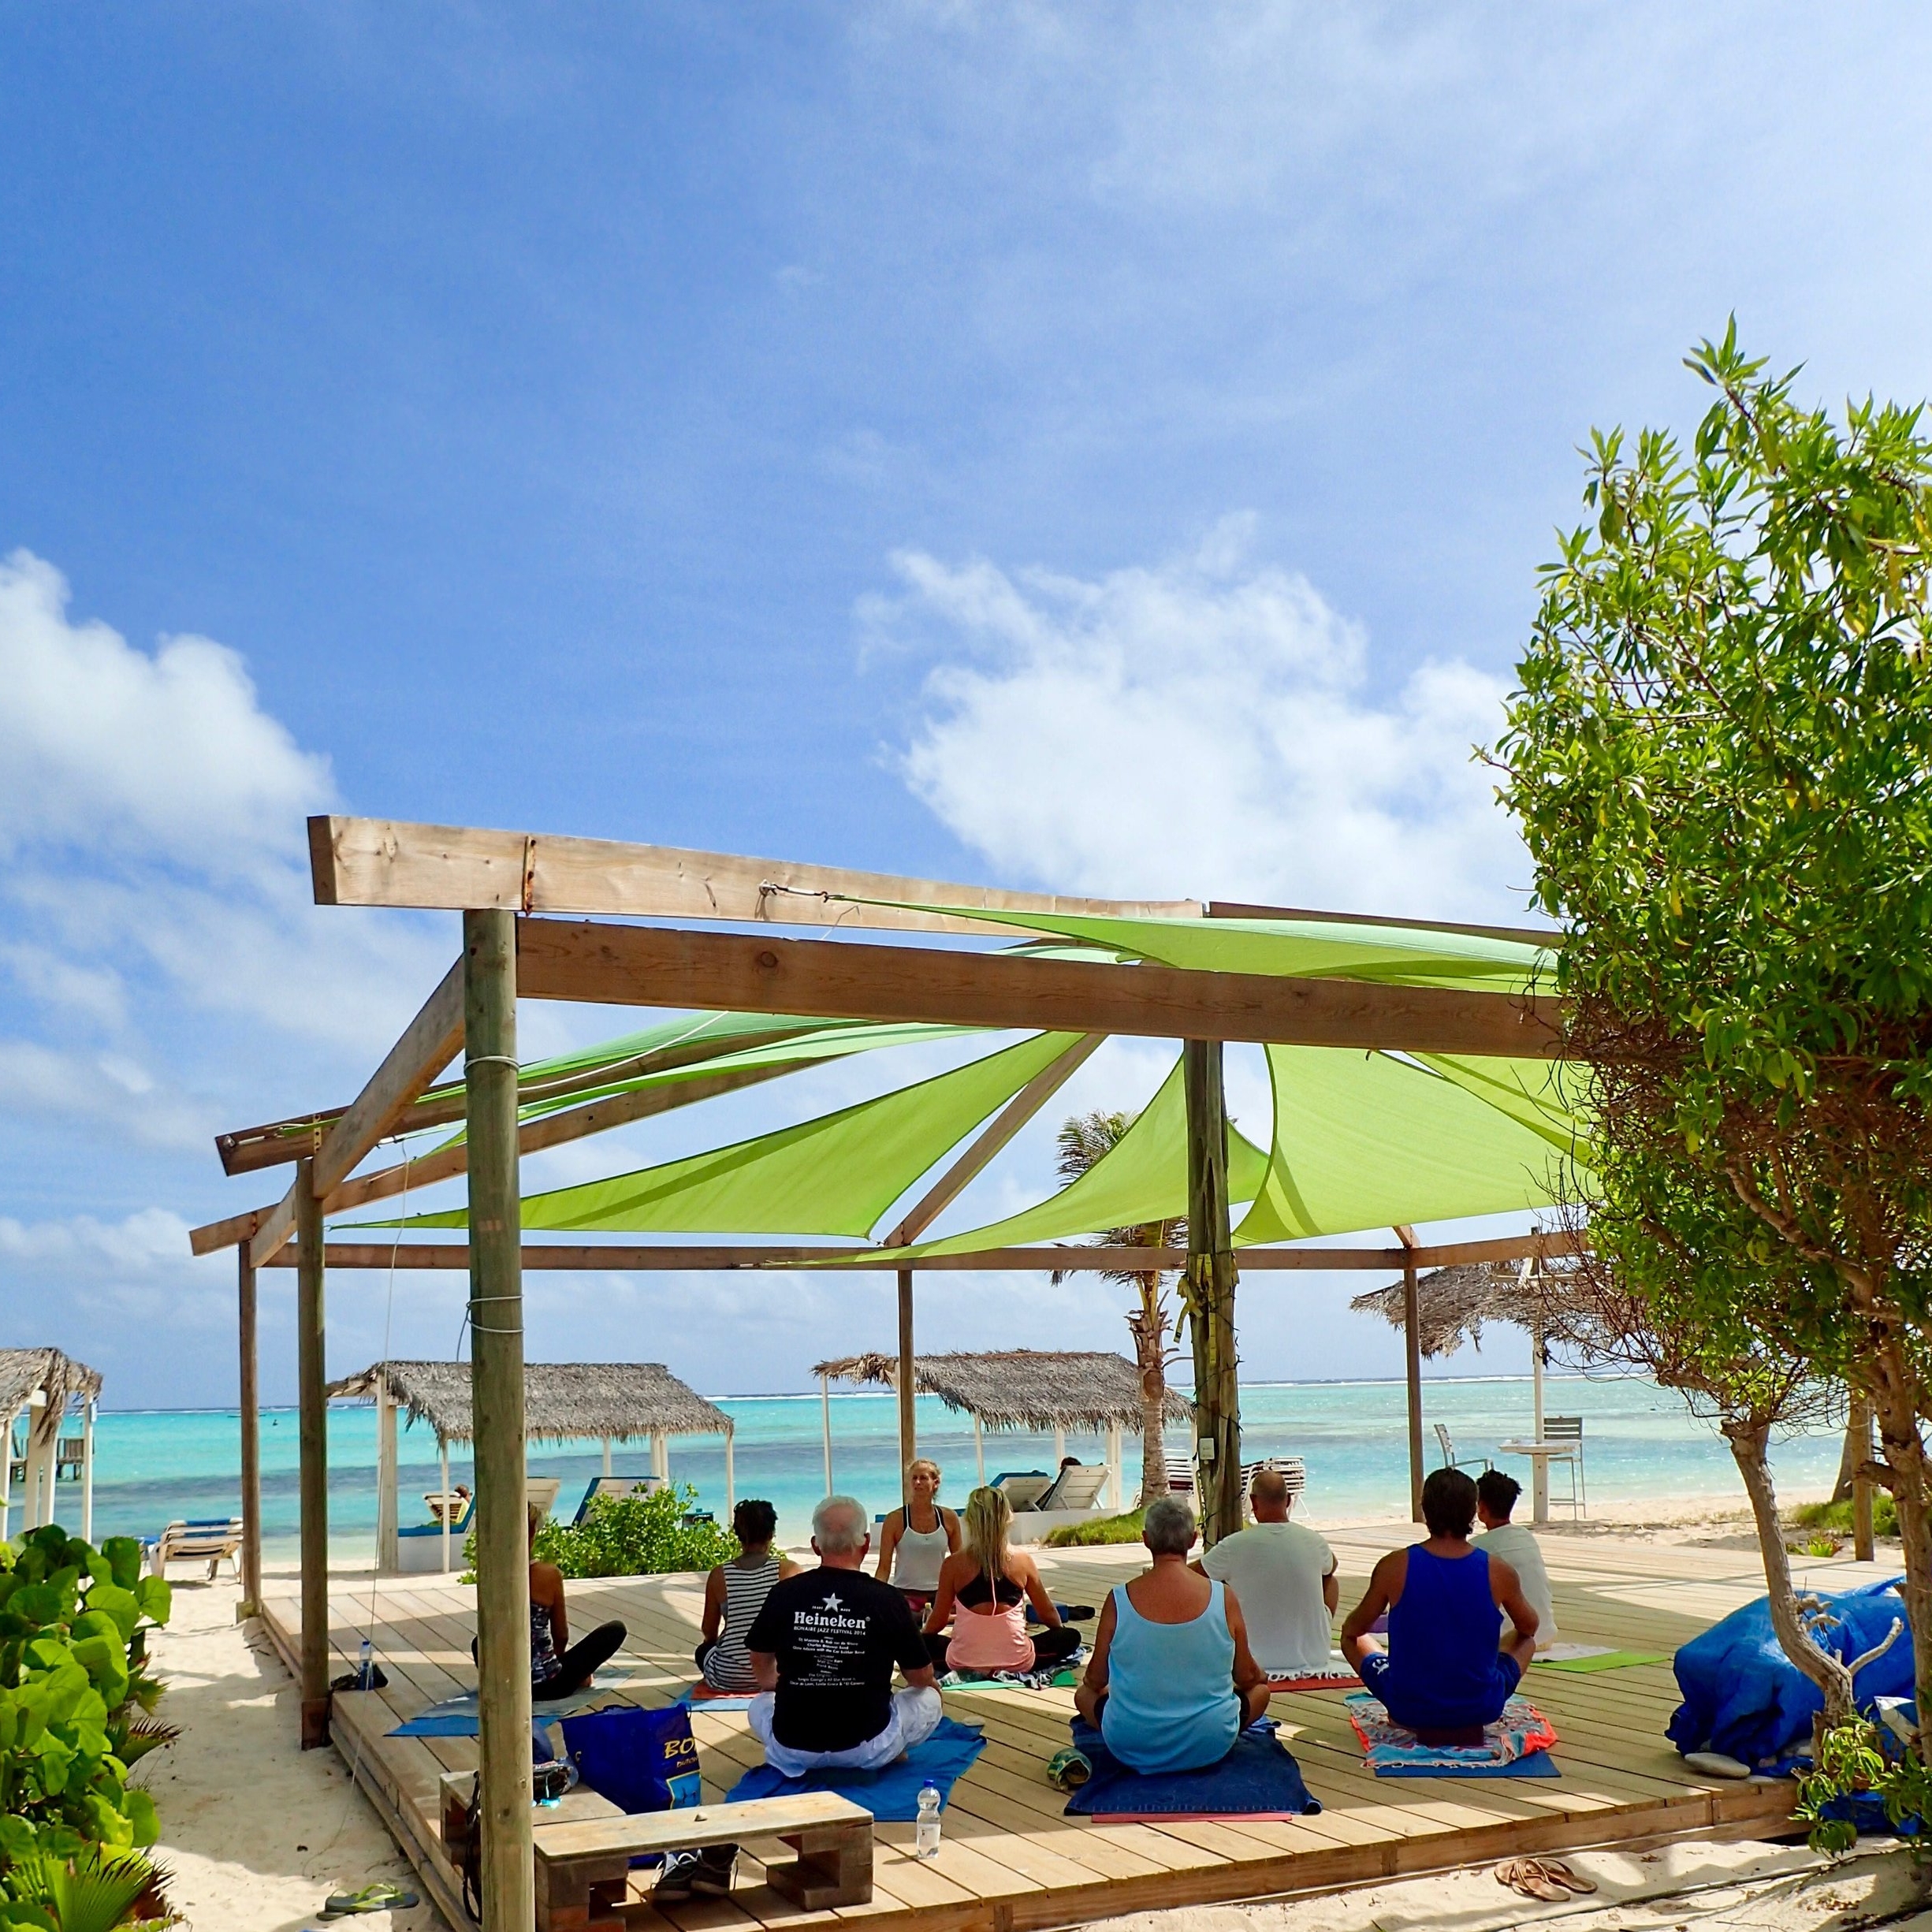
left=958, top=1566, right=1024, bottom=1609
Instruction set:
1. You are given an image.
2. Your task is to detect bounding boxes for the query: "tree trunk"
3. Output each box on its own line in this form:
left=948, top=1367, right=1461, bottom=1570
left=1859, top=1333, right=1932, bottom=1759
left=1127, top=1274, right=1169, bottom=1507
left=1726, top=1418, right=1858, bottom=1740
left=1833, top=1406, right=1867, bottom=1504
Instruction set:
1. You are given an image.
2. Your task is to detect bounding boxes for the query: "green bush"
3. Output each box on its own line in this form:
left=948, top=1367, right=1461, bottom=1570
left=464, top=1484, right=739, bottom=1580
left=1796, top=1495, right=1900, bottom=1539
left=0, top=1526, right=173, bottom=1931
left=1045, top=1509, right=1145, bottom=1548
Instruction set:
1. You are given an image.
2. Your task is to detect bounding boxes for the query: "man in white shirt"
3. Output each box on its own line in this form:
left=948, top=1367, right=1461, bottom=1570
left=1192, top=1469, right=1338, bottom=1677
left=1476, top=1470, right=1559, bottom=1651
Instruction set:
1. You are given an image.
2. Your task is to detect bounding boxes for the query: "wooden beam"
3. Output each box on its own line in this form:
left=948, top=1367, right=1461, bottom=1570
left=310, top=814, right=1201, bottom=935
left=517, top=918, right=1565, bottom=1055
left=192, top=1205, right=262, bottom=1258
left=248, top=1183, right=299, bottom=1270
left=885, top=1033, right=1103, bottom=1246
left=264, top=1230, right=1577, bottom=1271
left=311, top=959, right=465, bottom=1199
left=237, top=1247, right=261, bottom=1617
left=294, top=1166, right=329, bottom=1748
left=1398, top=1226, right=1424, bottom=1524
left=1185, top=1040, right=1242, bottom=1547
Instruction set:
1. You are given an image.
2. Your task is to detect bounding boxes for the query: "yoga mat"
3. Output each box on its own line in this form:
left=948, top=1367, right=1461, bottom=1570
left=1373, top=1750, right=1558, bottom=1778
left=1064, top=1718, right=1322, bottom=1818
left=1538, top=1648, right=1667, bottom=1673
left=1269, top=1671, right=1362, bottom=1692
left=677, top=1688, right=756, bottom=1712
left=391, top=1673, right=652, bottom=1737
left=1346, top=1691, right=1559, bottom=1778
left=727, top=1716, right=985, bottom=1820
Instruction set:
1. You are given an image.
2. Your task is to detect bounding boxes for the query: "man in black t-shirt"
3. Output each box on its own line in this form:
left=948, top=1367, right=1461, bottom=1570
left=745, top=1493, right=943, bottom=1774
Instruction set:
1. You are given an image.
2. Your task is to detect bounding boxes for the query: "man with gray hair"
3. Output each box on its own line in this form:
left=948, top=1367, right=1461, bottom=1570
left=744, top=1494, right=942, bottom=1776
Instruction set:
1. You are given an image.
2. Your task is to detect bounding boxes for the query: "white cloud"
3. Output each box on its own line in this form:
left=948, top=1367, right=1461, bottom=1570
left=878, top=519, right=1526, bottom=917
left=0, top=1041, right=211, bottom=1151
left=0, top=550, right=330, bottom=878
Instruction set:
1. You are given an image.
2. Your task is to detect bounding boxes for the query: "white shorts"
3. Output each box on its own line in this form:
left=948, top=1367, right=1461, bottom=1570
left=748, top=1685, right=943, bottom=1779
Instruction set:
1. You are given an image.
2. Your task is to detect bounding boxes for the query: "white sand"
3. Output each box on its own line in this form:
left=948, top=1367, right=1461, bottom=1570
left=140, top=1573, right=448, bottom=1932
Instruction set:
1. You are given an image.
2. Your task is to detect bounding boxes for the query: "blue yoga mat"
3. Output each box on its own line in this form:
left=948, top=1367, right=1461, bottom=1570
left=676, top=1692, right=757, bottom=1713
left=726, top=1717, right=985, bottom=1820
left=1064, top=1718, right=1323, bottom=1817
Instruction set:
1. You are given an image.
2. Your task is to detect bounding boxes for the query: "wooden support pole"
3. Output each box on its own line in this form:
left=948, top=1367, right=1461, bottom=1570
left=465, top=907, right=534, bottom=1932
left=1852, top=1393, right=1876, bottom=1563
left=724, top=1428, right=735, bottom=1513
left=1182, top=1040, right=1242, bottom=1547
left=295, top=1160, right=330, bottom=1747
left=896, top=1269, right=917, bottom=1510
left=820, top=1376, right=833, bottom=1495
left=238, top=1248, right=262, bottom=1617
left=375, top=1379, right=399, bottom=1576
left=1402, top=1241, right=1424, bottom=1525
left=80, top=1400, right=95, bottom=1545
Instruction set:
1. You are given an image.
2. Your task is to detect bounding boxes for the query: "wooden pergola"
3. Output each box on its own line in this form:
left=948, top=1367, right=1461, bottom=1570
left=186, top=814, right=1574, bottom=1932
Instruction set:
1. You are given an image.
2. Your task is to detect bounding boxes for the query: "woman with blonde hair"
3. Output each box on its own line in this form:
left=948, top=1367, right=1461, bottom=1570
left=922, top=1485, right=1079, bottom=1673
left=876, top=1458, right=960, bottom=1613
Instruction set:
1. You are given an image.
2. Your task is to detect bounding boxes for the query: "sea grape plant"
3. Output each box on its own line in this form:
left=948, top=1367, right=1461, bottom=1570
left=0, top=1525, right=172, bottom=1911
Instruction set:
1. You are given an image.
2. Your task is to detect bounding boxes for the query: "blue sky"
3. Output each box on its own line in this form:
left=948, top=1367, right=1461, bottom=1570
left=6, top=4, right=1932, bottom=1409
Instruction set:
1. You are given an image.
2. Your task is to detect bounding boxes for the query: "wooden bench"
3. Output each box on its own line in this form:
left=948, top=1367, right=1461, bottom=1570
left=529, top=1791, right=874, bottom=1931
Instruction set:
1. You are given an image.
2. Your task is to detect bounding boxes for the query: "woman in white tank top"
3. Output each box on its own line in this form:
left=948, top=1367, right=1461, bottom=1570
left=876, top=1458, right=961, bottom=1610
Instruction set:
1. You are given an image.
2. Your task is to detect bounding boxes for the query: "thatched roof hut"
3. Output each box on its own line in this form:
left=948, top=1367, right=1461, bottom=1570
left=1349, top=1263, right=1549, bottom=1359
left=0, top=1348, right=103, bottom=1427
left=813, top=1349, right=1192, bottom=1433
left=327, top=1359, right=733, bottom=1448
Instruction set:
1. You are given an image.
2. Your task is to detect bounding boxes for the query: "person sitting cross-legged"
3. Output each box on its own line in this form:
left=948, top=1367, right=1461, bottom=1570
left=745, top=1493, right=944, bottom=1776
left=1340, top=1467, right=1539, bottom=1747
left=1074, top=1495, right=1271, bottom=1774
left=1475, top=1469, right=1559, bottom=1652
left=1191, top=1468, right=1338, bottom=1679
left=923, top=1485, right=1081, bottom=1675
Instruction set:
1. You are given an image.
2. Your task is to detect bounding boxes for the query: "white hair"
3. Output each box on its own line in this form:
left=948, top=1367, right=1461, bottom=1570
left=811, top=1494, right=869, bottom=1554
left=1143, top=1495, right=1197, bottom=1556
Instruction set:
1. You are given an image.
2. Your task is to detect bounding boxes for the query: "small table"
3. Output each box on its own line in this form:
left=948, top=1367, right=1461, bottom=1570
left=1495, top=1439, right=1577, bottom=1526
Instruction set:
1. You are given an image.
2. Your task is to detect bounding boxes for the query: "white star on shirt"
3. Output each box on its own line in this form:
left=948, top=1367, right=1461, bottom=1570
left=821, top=1592, right=845, bottom=1613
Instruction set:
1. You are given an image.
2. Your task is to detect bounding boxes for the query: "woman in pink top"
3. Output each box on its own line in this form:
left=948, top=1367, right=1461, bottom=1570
left=922, top=1487, right=1080, bottom=1673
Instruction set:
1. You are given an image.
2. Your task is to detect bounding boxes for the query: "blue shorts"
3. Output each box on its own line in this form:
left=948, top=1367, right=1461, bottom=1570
left=1360, top=1648, right=1521, bottom=1733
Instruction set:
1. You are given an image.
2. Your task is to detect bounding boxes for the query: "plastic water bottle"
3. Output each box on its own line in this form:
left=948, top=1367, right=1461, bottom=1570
left=357, top=1637, right=374, bottom=1690
left=914, top=1782, right=942, bottom=1858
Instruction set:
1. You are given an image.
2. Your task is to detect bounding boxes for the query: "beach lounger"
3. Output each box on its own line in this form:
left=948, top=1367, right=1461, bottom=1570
left=423, top=1489, right=469, bottom=1524
left=527, top=1476, right=562, bottom=1521
left=147, top=1517, right=244, bottom=1580
left=1032, top=1463, right=1110, bottom=1513
left=571, top=1476, right=664, bottom=1524
left=398, top=1494, right=475, bottom=1573
left=991, top=1470, right=1054, bottom=1511
left=1240, top=1455, right=1307, bottom=1509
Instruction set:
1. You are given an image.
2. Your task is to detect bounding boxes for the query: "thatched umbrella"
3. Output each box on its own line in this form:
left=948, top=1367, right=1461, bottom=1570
left=328, top=1359, right=735, bottom=1570
left=813, top=1348, right=1192, bottom=1498
left=0, top=1347, right=104, bottom=1541
left=1349, top=1264, right=1550, bottom=1361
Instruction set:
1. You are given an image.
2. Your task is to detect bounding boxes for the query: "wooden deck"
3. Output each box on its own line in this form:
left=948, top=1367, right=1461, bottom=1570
left=258, top=1526, right=1839, bottom=1932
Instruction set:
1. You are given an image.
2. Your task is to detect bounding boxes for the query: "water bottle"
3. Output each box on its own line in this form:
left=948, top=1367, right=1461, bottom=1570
left=914, top=1782, right=942, bottom=1858
left=357, top=1637, right=374, bottom=1690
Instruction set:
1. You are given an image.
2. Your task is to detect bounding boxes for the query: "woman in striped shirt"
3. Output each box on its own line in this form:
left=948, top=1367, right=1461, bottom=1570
left=697, top=1499, right=800, bottom=1693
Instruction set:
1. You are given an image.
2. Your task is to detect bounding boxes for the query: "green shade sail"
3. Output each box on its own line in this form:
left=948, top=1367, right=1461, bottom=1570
left=378, top=1029, right=1081, bottom=1238
left=1232, top=1045, right=1591, bottom=1245
left=857, top=1055, right=1269, bottom=1261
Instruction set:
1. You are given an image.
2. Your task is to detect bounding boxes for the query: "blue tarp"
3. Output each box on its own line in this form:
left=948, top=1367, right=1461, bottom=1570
left=1666, top=1577, right=1912, bottom=1769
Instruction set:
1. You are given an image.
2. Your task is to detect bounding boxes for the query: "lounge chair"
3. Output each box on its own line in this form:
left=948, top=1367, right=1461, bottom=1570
left=571, top=1476, right=664, bottom=1525
left=1433, top=1423, right=1492, bottom=1476
left=1161, top=1452, right=1197, bottom=1496
left=1031, top=1464, right=1110, bottom=1513
left=527, top=1476, right=562, bottom=1521
left=1239, top=1455, right=1307, bottom=1510
left=990, top=1470, right=1055, bottom=1511
left=147, top=1517, right=244, bottom=1581
left=398, top=1493, right=476, bottom=1572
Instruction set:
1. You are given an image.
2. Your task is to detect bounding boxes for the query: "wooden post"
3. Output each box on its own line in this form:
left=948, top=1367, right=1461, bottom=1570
left=0, top=1408, right=14, bottom=1542
left=1106, top=1421, right=1122, bottom=1510
left=973, top=1415, right=985, bottom=1487
left=896, top=1268, right=917, bottom=1510
left=440, top=1440, right=452, bottom=1574
left=375, top=1379, right=399, bottom=1576
left=601, top=1437, right=612, bottom=1477
left=238, top=1248, right=262, bottom=1616
left=724, top=1427, right=735, bottom=1512
left=465, top=907, right=533, bottom=1932
left=1183, top=1040, right=1242, bottom=1547
left=80, top=1399, right=95, bottom=1546
left=819, top=1377, right=833, bottom=1494
left=1852, top=1393, right=1876, bottom=1563
left=1401, top=1243, right=1424, bottom=1524
left=296, top=1158, right=330, bottom=1747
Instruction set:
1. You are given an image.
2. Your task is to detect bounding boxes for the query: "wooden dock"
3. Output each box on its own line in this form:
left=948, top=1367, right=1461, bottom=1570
left=258, top=1525, right=1825, bottom=1932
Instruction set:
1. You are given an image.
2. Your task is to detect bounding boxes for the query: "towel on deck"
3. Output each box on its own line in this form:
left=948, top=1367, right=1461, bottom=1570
left=1346, top=1691, right=1558, bottom=1778
left=726, top=1716, right=985, bottom=1820
left=1667, top=1578, right=1912, bottom=1770
left=1269, top=1669, right=1362, bottom=1692
left=389, top=1676, right=642, bottom=1737
left=1538, top=1647, right=1666, bottom=1673
left=677, top=1686, right=757, bottom=1711
left=1063, top=1717, right=1323, bottom=1818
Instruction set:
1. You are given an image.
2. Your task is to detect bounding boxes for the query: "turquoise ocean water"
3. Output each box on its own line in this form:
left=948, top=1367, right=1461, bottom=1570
left=55, top=1375, right=1844, bottom=1563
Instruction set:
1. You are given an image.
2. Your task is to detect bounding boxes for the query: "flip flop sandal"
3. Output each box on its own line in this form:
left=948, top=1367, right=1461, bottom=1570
left=1047, top=1747, right=1091, bottom=1791
left=1531, top=1858, right=1597, bottom=1894
left=1494, top=1859, right=1567, bottom=1901
left=323, top=1882, right=419, bottom=1915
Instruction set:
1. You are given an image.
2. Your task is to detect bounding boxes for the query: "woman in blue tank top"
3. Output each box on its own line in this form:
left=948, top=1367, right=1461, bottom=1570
left=1074, top=1495, right=1271, bottom=1774
left=1340, top=1468, right=1539, bottom=1744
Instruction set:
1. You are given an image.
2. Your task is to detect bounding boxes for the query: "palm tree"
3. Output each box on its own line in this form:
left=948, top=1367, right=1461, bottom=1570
left=1052, top=1108, right=1183, bottom=1508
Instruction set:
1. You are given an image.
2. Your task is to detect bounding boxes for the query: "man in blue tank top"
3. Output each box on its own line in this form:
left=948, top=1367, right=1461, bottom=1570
left=1340, top=1467, right=1539, bottom=1745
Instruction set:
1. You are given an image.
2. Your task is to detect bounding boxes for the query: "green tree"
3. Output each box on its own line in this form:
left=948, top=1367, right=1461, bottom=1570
left=1494, top=322, right=1932, bottom=1745
left=1052, top=1110, right=1182, bottom=1507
